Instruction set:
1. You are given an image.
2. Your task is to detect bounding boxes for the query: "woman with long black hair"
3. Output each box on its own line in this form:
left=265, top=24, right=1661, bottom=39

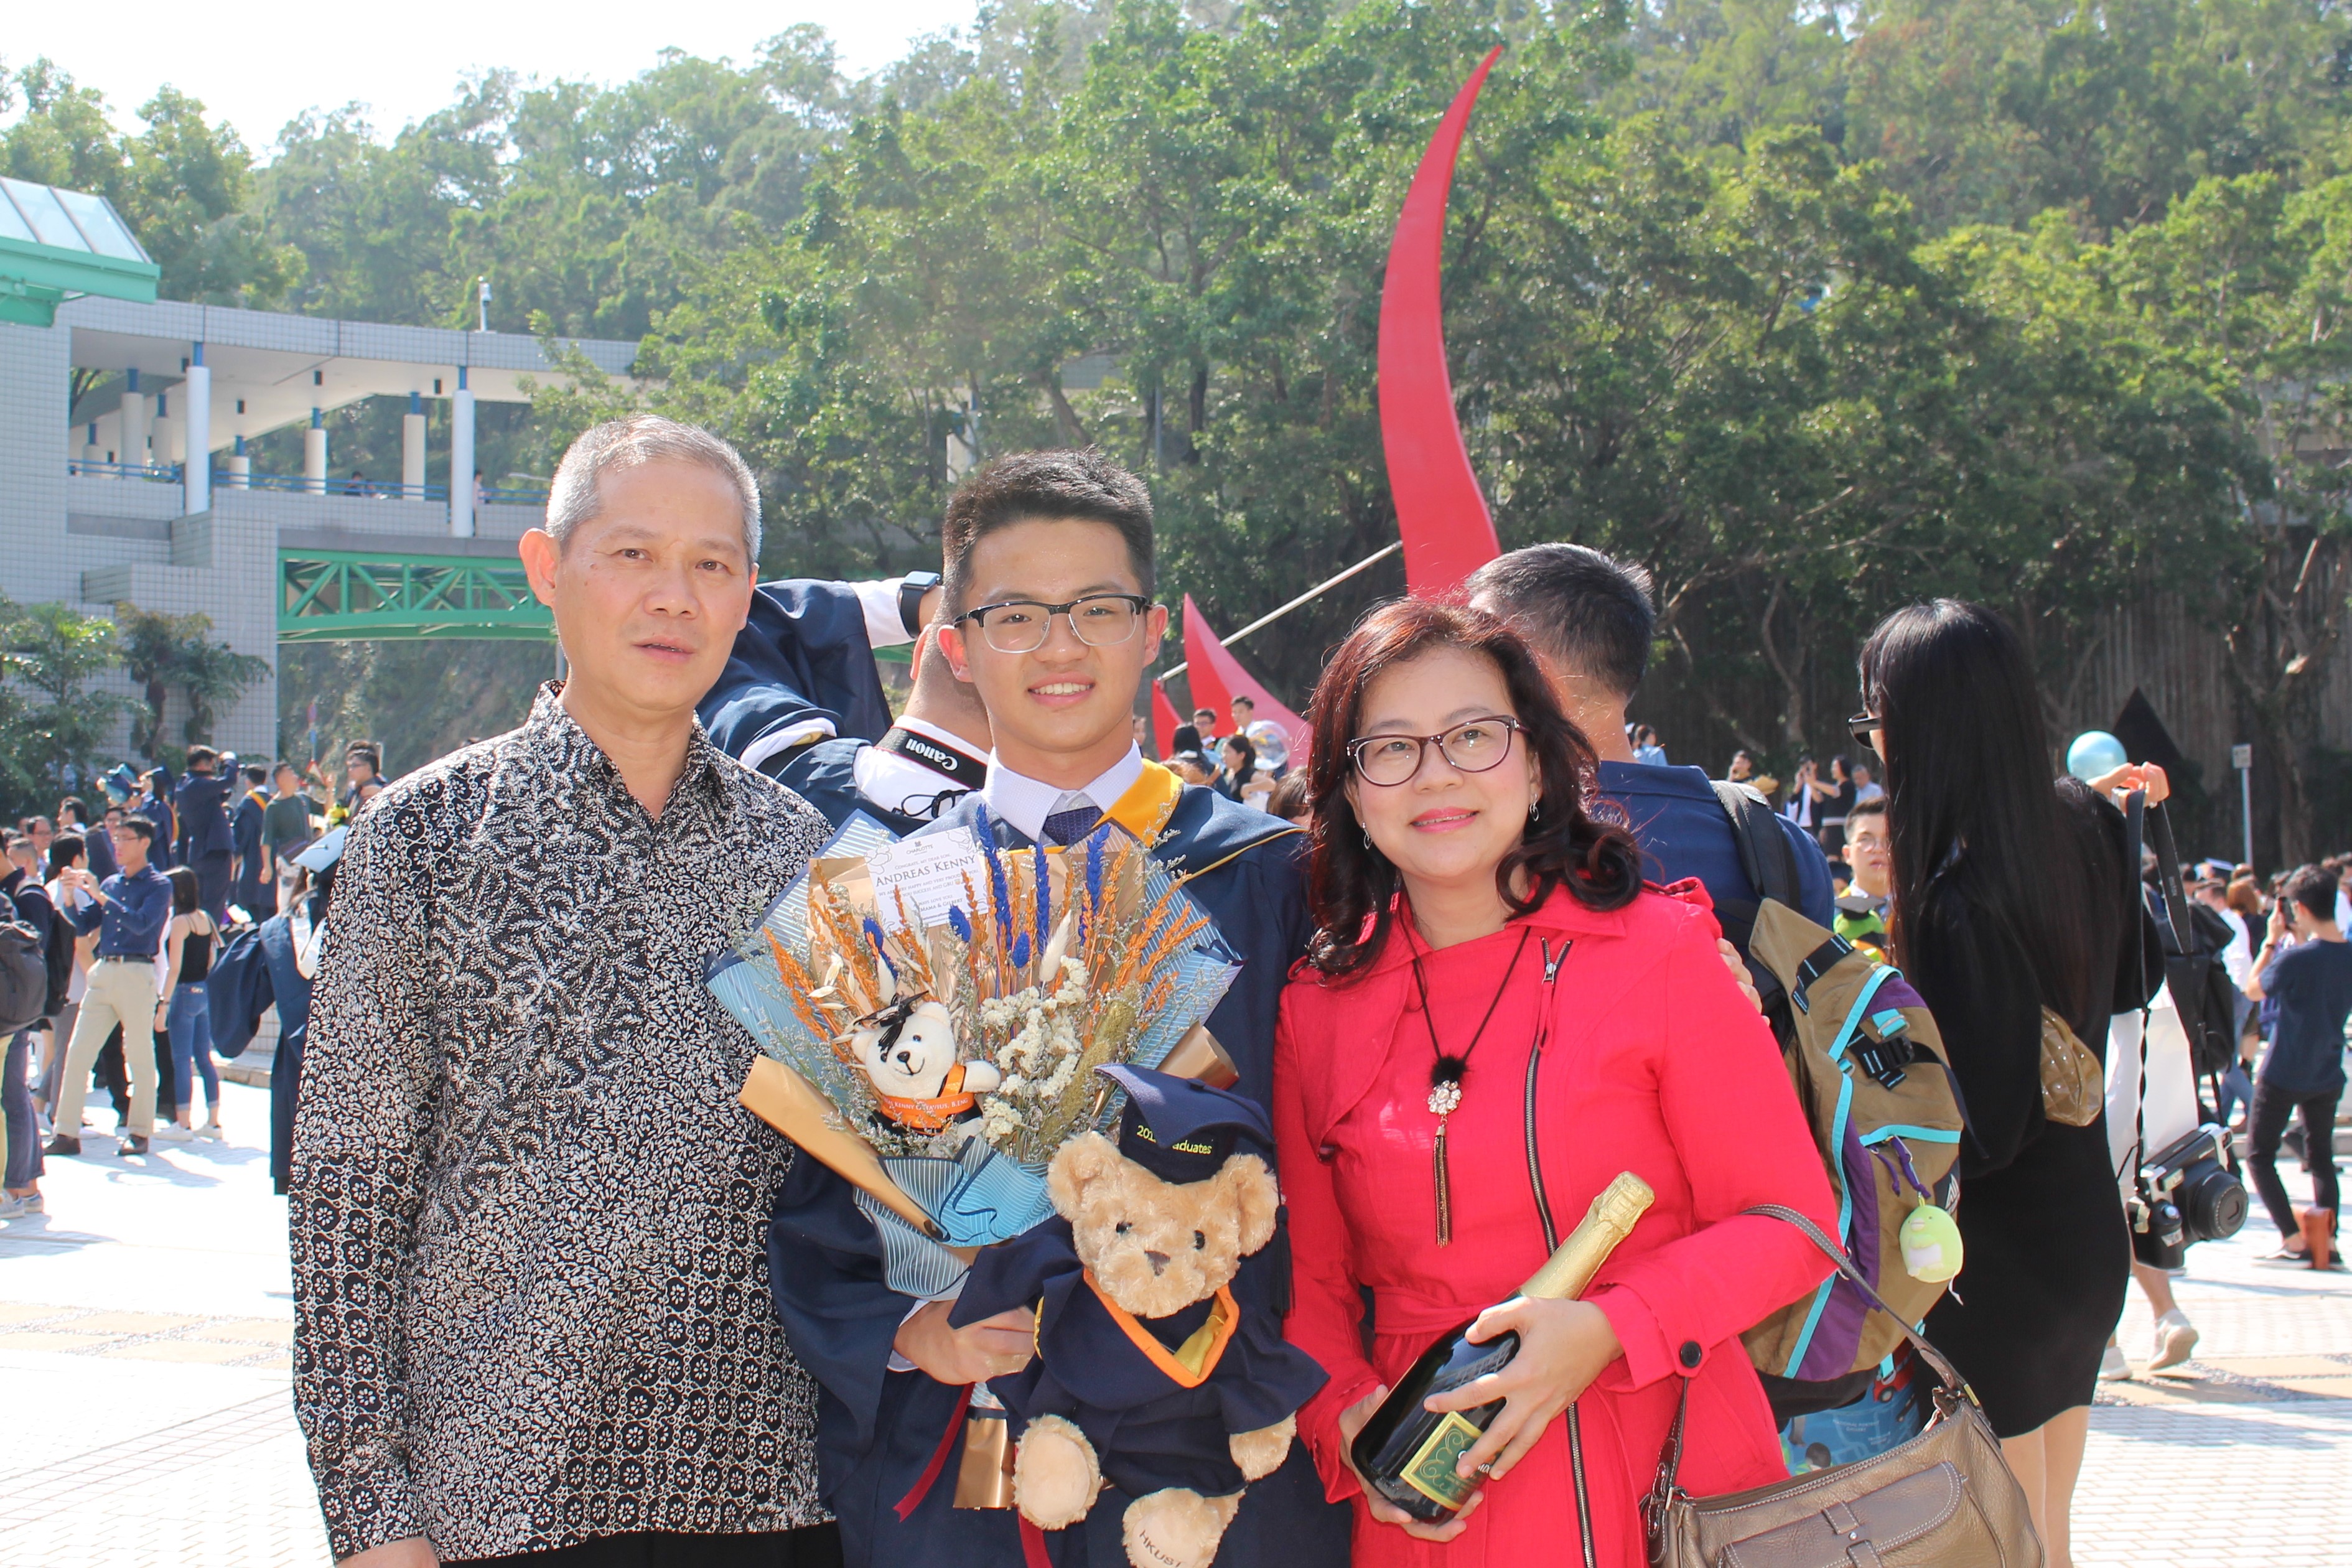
left=1857, top=601, right=2163, bottom=1568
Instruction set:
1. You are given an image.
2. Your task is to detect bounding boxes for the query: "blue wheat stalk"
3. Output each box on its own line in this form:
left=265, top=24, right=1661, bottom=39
left=976, top=803, right=1012, bottom=933
left=1083, top=831, right=1106, bottom=951
left=1034, top=844, right=1052, bottom=956
left=862, top=918, right=897, bottom=982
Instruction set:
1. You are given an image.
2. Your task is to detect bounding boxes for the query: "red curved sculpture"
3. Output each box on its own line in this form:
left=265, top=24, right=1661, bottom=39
left=1182, top=596, right=1310, bottom=758
left=1379, top=45, right=1504, bottom=599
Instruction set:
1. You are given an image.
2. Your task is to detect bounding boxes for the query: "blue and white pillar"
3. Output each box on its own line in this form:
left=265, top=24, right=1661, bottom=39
left=402, top=391, right=427, bottom=500
left=304, top=408, right=327, bottom=494
left=183, top=343, right=211, bottom=513
left=120, top=367, right=146, bottom=471
left=449, top=366, right=476, bottom=537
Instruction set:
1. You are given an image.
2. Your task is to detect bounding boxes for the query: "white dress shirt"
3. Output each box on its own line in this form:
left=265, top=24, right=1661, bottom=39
left=884, top=740, right=1145, bottom=1363
left=979, top=744, right=1146, bottom=843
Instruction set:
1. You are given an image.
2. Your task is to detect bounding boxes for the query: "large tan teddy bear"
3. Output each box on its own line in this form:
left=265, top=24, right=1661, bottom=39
left=951, top=1065, right=1328, bottom=1568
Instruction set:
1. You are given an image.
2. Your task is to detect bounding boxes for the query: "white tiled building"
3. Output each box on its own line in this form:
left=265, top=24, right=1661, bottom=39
left=1, top=292, right=635, bottom=758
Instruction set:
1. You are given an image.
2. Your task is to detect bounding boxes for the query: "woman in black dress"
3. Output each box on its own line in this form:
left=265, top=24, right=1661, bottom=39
left=1857, top=601, right=2162, bottom=1568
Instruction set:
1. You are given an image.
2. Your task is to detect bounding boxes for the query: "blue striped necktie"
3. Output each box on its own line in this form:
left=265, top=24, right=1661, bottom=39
left=1040, top=806, right=1101, bottom=846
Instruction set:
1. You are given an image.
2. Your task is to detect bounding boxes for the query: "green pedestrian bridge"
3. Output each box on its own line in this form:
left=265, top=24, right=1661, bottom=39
left=278, top=549, right=551, bottom=643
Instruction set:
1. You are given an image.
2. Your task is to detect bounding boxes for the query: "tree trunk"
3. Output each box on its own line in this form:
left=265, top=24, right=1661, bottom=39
left=1184, top=362, right=1208, bottom=464
left=1665, top=620, right=1773, bottom=758
left=1755, top=578, right=1812, bottom=755
left=1041, top=371, right=1091, bottom=448
left=141, top=676, right=168, bottom=760
left=2221, top=530, right=2348, bottom=869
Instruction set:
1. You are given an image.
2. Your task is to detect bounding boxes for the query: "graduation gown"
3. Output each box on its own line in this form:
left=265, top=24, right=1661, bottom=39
left=770, top=736, right=953, bottom=838
left=953, top=1217, right=1327, bottom=1501
left=765, top=762, right=1350, bottom=1568
left=205, top=895, right=324, bottom=1195
left=699, top=579, right=896, bottom=763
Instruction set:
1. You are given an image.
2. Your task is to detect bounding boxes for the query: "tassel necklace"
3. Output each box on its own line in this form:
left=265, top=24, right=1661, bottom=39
left=1408, top=925, right=1532, bottom=1247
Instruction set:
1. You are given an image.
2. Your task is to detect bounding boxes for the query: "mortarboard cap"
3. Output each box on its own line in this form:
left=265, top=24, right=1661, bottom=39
left=294, top=825, right=350, bottom=872
left=1097, top=1063, right=1271, bottom=1185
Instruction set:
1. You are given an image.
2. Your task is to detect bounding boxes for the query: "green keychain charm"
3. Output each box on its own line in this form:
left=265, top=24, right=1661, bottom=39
left=1900, top=1203, right=1964, bottom=1283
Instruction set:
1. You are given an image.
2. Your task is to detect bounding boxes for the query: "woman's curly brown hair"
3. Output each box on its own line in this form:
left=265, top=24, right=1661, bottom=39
left=1302, top=599, right=1642, bottom=976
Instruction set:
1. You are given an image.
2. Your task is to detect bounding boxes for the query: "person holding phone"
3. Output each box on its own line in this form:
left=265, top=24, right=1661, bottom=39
left=2239, top=863, right=2350, bottom=1264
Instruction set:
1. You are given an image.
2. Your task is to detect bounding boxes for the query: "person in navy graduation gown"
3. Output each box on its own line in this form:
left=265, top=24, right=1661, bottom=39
left=763, top=451, right=1348, bottom=1568
left=699, top=574, right=994, bottom=836
left=205, top=828, right=343, bottom=1194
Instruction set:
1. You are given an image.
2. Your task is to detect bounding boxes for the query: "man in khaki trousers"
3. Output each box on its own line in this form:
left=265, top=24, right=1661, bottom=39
left=44, top=817, right=172, bottom=1157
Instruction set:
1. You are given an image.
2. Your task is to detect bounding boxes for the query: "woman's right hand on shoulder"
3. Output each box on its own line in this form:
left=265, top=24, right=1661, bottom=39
left=1335, top=1384, right=1483, bottom=1542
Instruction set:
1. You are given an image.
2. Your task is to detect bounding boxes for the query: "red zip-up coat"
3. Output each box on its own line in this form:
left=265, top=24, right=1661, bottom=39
left=1274, top=883, right=1837, bottom=1567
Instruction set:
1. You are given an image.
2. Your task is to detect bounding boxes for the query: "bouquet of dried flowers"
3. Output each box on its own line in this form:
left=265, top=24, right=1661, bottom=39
left=707, top=807, right=1239, bottom=1293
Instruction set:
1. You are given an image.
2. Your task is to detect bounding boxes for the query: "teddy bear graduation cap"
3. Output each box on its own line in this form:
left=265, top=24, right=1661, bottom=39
left=953, top=1065, right=1327, bottom=1568
left=1104, top=1063, right=1270, bottom=1183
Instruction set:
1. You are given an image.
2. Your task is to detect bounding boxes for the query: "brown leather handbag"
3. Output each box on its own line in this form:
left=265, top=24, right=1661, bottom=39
left=2037, top=1007, right=2104, bottom=1128
left=1643, top=1205, right=2043, bottom=1568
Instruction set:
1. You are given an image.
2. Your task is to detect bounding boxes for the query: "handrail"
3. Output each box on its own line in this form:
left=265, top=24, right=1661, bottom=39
left=69, top=458, right=548, bottom=510
left=68, top=459, right=180, bottom=483
left=213, top=469, right=451, bottom=501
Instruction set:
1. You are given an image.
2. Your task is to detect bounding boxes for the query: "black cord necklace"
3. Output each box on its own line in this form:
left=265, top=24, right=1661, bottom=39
left=1407, top=923, right=1533, bottom=1247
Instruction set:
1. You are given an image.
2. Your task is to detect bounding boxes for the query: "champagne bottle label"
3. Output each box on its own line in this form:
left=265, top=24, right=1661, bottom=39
left=1398, top=1412, right=1485, bottom=1510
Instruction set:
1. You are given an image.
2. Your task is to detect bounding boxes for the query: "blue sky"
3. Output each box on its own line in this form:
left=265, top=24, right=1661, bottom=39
left=8, top=1, right=978, bottom=154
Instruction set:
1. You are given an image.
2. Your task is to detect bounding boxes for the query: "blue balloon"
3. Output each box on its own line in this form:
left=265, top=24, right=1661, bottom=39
left=2066, top=731, right=2128, bottom=781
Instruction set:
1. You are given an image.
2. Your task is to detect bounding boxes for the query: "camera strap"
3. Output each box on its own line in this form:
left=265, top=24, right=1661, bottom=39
left=2122, top=789, right=2153, bottom=1191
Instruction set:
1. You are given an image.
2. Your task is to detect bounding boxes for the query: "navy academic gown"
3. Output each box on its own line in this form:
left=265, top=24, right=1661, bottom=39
left=769, top=737, right=940, bottom=838
left=699, top=579, right=897, bottom=765
left=205, top=897, right=322, bottom=1194
left=953, top=1218, right=1328, bottom=1501
left=230, top=789, right=272, bottom=918
left=765, top=782, right=1350, bottom=1568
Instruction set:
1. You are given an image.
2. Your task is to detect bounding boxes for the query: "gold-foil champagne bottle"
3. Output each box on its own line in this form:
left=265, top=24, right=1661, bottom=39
left=1348, top=1171, right=1657, bottom=1521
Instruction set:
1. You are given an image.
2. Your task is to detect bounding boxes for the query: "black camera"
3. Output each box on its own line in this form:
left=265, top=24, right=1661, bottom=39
left=2130, top=1123, right=2249, bottom=1269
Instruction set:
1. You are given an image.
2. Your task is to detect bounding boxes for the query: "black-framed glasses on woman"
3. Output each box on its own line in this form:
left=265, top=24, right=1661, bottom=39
left=955, top=594, right=1152, bottom=654
left=1848, top=712, right=1880, bottom=750
left=1346, top=717, right=1523, bottom=787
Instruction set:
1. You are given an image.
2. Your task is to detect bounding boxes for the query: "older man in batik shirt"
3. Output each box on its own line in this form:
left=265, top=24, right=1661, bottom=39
left=291, top=417, right=839, bottom=1568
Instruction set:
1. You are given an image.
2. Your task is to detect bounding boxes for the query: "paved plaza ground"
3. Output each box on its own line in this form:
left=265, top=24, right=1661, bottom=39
left=2, top=1076, right=2347, bottom=1567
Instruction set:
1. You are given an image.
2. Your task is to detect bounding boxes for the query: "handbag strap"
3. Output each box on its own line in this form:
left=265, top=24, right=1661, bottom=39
left=1645, top=1203, right=1979, bottom=1518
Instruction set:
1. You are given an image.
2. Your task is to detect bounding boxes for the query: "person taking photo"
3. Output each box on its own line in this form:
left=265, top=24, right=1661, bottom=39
left=1855, top=600, right=2162, bottom=1568
left=2238, top=862, right=2349, bottom=1266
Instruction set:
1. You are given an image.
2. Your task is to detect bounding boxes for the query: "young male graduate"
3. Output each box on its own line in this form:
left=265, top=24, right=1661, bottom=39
left=762, top=449, right=1350, bottom=1568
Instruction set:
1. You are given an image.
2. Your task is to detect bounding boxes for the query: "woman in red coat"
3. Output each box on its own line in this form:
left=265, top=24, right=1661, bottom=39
left=1274, top=600, right=1837, bottom=1566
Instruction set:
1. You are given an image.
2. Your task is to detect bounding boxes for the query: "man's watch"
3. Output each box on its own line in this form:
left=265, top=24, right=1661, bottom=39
left=899, top=571, right=943, bottom=636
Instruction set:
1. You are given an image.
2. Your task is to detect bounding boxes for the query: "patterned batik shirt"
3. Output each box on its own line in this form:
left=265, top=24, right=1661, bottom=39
left=291, top=685, right=834, bottom=1561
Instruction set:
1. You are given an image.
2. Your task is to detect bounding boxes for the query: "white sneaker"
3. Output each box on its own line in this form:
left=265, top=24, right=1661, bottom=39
left=197, top=1120, right=225, bottom=1142
left=2149, top=1309, right=2200, bottom=1371
left=2099, top=1343, right=2131, bottom=1381
left=152, top=1123, right=194, bottom=1143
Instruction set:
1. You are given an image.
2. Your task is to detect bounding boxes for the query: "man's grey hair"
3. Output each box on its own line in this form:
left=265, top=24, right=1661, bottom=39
left=545, top=414, right=763, bottom=565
